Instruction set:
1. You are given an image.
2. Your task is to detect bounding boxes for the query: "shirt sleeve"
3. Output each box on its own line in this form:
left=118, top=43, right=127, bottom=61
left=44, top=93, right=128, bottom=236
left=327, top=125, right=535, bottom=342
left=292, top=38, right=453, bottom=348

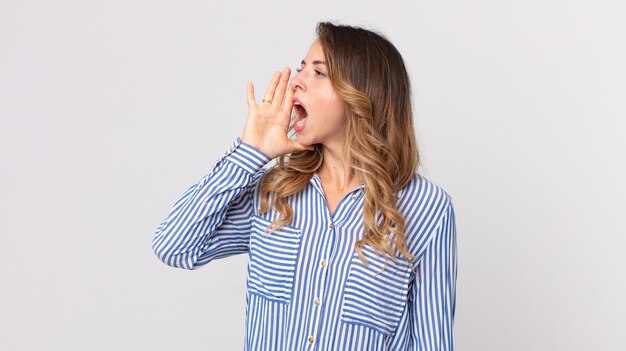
left=408, top=200, right=458, bottom=350
left=152, top=137, right=272, bottom=270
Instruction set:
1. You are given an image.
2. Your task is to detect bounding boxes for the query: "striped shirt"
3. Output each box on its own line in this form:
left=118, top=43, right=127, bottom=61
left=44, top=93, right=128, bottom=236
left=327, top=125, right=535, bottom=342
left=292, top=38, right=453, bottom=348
left=152, top=137, right=457, bottom=351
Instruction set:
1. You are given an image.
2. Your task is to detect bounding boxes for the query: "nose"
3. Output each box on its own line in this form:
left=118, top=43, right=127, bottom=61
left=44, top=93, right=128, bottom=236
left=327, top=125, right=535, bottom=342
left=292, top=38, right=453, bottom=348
left=289, top=70, right=305, bottom=92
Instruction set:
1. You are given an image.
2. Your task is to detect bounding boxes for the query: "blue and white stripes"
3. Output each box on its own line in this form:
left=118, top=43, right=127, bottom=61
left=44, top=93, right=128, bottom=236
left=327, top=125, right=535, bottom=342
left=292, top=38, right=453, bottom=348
left=153, top=137, right=457, bottom=350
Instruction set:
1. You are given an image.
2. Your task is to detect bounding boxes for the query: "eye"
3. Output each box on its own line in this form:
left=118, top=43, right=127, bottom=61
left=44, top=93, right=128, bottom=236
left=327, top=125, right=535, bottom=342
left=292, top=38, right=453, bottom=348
left=314, top=70, right=326, bottom=77
left=295, top=67, right=302, bottom=73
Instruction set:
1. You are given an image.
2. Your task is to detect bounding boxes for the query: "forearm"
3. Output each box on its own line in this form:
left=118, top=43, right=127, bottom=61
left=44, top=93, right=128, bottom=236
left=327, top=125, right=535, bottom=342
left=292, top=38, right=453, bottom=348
left=152, top=138, right=271, bottom=269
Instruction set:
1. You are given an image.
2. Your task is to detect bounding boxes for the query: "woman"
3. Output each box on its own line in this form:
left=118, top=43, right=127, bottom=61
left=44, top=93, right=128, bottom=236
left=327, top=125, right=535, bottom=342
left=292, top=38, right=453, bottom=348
left=153, top=21, right=457, bottom=350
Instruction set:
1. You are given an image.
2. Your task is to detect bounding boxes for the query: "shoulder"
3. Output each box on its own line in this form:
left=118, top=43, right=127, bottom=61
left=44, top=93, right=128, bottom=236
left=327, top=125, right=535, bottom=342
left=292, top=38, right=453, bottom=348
left=396, top=173, right=453, bottom=213
left=396, top=173, right=454, bottom=257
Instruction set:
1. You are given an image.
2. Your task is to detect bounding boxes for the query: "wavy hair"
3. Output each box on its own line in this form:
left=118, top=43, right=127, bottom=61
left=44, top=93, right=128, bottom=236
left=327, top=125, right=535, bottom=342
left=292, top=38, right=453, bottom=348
left=258, top=21, right=420, bottom=273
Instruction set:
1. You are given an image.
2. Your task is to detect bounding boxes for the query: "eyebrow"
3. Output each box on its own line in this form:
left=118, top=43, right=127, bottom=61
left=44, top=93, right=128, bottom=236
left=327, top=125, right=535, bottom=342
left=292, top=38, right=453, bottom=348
left=301, top=59, right=327, bottom=66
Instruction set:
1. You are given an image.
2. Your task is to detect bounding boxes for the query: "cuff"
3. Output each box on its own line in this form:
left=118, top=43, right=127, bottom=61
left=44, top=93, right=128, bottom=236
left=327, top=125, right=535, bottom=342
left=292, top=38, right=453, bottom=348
left=223, top=137, right=273, bottom=174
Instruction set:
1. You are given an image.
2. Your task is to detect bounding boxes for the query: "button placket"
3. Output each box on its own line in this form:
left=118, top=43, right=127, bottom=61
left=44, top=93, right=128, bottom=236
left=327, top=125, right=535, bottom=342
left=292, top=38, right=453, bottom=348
left=307, top=218, right=336, bottom=349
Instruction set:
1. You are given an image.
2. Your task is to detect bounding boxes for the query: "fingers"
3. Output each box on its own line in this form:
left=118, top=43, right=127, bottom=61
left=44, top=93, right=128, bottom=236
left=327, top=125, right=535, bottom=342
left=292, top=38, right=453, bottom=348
left=263, top=71, right=282, bottom=103
left=246, top=82, right=257, bottom=108
left=272, top=67, right=291, bottom=107
left=282, top=75, right=295, bottom=114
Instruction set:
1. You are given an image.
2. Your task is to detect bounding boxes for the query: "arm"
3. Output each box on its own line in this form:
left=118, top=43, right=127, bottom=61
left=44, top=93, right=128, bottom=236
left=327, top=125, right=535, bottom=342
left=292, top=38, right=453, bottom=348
left=409, top=201, right=458, bottom=350
left=152, top=137, right=272, bottom=270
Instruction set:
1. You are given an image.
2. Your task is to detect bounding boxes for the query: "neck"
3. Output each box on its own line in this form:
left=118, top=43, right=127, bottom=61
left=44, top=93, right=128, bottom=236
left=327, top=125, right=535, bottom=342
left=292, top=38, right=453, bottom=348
left=317, top=141, right=362, bottom=191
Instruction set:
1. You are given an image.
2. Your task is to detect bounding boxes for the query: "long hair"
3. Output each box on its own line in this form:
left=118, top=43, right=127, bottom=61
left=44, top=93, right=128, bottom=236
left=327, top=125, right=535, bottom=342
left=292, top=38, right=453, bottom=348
left=258, top=21, right=420, bottom=271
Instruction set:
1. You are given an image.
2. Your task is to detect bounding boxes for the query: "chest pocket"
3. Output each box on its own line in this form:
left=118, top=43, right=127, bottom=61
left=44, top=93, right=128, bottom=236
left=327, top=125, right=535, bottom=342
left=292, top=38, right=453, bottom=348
left=247, top=214, right=302, bottom=304
left=340, top=244, right=412, bottom=336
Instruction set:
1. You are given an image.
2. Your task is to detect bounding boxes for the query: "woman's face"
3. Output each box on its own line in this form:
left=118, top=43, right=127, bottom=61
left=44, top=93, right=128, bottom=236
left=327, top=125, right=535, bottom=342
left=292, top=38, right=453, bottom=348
left=290, top=39, right=346, bottom=148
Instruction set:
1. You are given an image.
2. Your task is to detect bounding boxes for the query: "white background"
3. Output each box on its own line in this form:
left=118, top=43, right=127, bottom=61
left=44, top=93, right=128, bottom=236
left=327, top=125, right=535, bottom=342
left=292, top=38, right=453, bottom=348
left=1, top=0, right=625, bottom=350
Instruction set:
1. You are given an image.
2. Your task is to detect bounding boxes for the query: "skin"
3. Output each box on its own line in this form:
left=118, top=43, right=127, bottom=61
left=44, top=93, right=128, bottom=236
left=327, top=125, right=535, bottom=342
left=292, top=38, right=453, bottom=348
left=289, top=40, right=346, bottom=154
left=241, top=40, right=363, bottom=214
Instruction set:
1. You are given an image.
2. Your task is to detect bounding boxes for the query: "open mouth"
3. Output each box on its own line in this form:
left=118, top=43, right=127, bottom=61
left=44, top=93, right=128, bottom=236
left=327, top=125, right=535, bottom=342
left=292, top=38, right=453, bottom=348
left=293, top=102, right=308, bottom=132
left=294, top=102, right=308, bottom=120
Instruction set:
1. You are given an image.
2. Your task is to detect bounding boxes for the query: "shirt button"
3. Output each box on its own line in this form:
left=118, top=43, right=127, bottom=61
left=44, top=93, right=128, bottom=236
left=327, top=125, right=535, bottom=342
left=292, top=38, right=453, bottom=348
left=320, top=260, right=327, bottom=267
left=328, top=222, right=334, bottom=229
left=314, top=298, right=321, bottom=306
left=308, top=336, right=314, bottom=344
left=351, top=194, right=357, bottom=200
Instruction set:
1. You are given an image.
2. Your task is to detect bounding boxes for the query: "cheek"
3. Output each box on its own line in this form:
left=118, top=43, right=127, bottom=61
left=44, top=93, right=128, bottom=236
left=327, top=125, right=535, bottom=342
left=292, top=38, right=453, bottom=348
left=327, top=97, right=346, bottom=122
left=318, top=91, right=345, bottom=118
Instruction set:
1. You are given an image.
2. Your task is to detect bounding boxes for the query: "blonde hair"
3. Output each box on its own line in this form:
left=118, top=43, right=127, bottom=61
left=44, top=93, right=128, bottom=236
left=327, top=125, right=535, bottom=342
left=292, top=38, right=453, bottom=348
left=258, top=22, right=420, bottom=272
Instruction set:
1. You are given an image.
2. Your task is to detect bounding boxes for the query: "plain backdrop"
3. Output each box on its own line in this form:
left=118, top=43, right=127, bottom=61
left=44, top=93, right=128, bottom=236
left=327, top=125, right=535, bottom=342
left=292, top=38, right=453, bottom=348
left=1, top=0, right=625, bottom=350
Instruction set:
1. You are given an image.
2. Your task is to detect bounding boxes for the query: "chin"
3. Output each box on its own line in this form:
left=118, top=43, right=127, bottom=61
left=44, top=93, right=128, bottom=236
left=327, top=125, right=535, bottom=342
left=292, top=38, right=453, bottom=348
left=295, top=135, right=314, bottom=148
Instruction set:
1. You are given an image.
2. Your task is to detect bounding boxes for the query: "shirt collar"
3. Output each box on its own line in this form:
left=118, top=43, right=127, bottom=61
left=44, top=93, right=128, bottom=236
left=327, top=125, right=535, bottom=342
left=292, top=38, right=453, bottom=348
left=310, top=172, right=365, bottom=196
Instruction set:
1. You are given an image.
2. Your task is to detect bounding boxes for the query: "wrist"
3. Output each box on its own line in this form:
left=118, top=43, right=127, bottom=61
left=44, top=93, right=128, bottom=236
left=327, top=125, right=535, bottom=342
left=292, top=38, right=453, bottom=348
left=239, top=138, right=274, bottom=160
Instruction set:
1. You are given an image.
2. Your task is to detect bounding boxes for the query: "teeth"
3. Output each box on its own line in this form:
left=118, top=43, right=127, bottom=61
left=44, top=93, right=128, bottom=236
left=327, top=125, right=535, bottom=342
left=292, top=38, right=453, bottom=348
left=296, top=119, right=305, bottom=126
